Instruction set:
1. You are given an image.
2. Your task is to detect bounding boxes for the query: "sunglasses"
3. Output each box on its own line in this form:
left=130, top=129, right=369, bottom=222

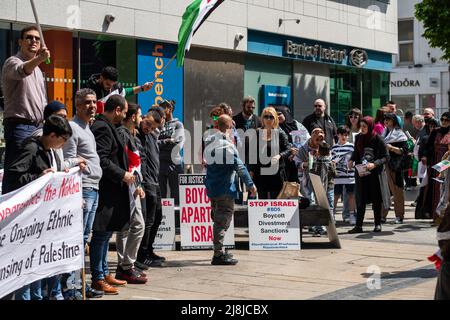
left=314, top=105, right=324, bottom=108
left=25, top=35, right=41, bottom=42
left=349, top=115, right=359, bottom=119
left=263, top=115, right=275, bottom=120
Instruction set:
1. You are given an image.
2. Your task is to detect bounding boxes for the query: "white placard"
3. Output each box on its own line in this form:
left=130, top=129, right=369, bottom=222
left=0, top=169, right=84, bottom=298
left=179, top=174, right=235, bottom=250
left=0, top=169, right=3, bottom=194
left=248, top=199, right=300, bottom=251
left=153, top=198, right=176, bottom=251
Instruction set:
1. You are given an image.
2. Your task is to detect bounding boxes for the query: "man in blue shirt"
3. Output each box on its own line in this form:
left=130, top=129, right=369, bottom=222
left=204, top=115, right=257, bottom=265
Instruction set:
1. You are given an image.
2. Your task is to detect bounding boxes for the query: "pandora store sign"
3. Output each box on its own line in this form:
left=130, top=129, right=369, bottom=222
left=285, top=40, right=347, bottom=64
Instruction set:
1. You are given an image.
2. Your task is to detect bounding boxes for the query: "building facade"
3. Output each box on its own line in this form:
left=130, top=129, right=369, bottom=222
left=391, top=0, right=449, bottom=117
left=0, top=0, right=398, bottom=166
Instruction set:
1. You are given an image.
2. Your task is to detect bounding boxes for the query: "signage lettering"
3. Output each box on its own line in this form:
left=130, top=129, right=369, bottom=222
left=152, top=45, right=164, bottom=107
left=286, top=40, right=346, bottom=63
left=391, top=79, right=421, bottom=88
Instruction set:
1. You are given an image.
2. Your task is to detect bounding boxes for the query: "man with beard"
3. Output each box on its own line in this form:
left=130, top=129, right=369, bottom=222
left=63, top=88, right=104, bottom=299
left=1, top=26, right=50, bottom=170
left=232, top=96, right=262, bottom=132
left=302, top=99, right=337, bottom=146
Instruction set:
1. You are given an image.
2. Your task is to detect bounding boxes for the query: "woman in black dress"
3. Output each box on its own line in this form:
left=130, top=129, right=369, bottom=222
left=348, top=116, right=389, bottom=233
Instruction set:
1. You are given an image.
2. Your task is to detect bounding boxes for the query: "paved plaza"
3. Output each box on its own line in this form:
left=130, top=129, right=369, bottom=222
left=92, top=190, right=439, bottom=300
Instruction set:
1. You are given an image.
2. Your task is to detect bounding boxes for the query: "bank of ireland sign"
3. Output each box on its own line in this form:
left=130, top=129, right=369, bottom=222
left=285, top=39, right=370, bottom=68
left=349, top=49, right=369, bottom=68
left=285, top=40, right=347, bottom=64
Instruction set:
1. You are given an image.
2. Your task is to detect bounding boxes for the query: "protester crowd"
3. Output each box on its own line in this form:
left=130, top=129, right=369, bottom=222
left=1, top=26, right=449, bottom=300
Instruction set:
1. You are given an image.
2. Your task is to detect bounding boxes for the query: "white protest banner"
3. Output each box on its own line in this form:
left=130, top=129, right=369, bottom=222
left=0, top=168, right=84, bottom=298
left=179, top=174, right=235, bottom=250
left=153, top=198, right=176, bottom=251
left=0, top=169, right=3, bottom=194
left=248, top=199, right=300, bottom=250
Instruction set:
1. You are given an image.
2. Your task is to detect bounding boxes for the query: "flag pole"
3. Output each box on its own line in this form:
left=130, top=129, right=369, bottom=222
left=150, top=53, right=177, bottom=83
left=30, top=0, right=51, bottom=65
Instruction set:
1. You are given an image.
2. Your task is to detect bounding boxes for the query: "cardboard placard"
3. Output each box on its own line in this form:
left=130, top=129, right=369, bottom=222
left=248, top=200, right=300, bottom=251
left=179, top=174, right=235, bottom=250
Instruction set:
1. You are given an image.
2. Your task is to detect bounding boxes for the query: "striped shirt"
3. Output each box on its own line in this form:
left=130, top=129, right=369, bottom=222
left=331, top=142, right=355, bottom=185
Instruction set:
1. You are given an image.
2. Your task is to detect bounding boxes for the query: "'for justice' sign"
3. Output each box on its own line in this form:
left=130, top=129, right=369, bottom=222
left=179, top=175, right=235, bottom=250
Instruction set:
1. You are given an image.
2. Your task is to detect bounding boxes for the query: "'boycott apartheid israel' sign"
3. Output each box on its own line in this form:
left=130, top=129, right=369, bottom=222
left=0, top=168, right=84, bottom=298
left=153, top=199, right=176, bottom=251
left=179, top=174, right=235, bottom=250
left=248, top=200, right=300, bottom=250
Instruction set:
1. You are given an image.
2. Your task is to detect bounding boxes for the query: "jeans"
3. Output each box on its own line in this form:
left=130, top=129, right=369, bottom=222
left=3, top=122, right=40, bottom=172
left=327, top=187, right=334, bottom=217
left=342, top=189, right=350, bottom=219
left=41, top=275, right=64, bottom=300
left=14, top=280, right=42, bottom=300
left=138, top=185, right=162, bottom=260
left=83, top=188, right=99, bottom=245
left=90, top=231, right=113, bottom=282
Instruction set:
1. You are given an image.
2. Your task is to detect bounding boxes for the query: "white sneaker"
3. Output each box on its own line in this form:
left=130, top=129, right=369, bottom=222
left=349, top=214, right=357, bottom=225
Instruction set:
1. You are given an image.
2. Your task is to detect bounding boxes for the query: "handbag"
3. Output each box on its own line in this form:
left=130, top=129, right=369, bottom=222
left=277, top=182, right=301, bottom=199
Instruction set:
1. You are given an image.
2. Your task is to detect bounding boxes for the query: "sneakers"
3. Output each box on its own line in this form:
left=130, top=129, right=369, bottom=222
left=211, top=252, right=238, bottom=266
left=349, top=214, right=356, bottom=225
left=373, top=225, right=382, bottom=233
left=312, top=226, right=327, bottom=237
left=115, top=267, right=148, bottom=284
left=135, top=255, right=163, bottom=270
left=91, top=280, right=119, bottom=295
left=86, top=286, right=104, bottom=299
left=348, top=226, right=363, bottom=234
left=395, top=217, right=404, bottom=224
left=149, top=252, right=166, bottom=262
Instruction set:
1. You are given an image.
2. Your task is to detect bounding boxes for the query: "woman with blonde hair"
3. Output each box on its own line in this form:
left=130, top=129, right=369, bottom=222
left=249, top=107, right=292, bottom=199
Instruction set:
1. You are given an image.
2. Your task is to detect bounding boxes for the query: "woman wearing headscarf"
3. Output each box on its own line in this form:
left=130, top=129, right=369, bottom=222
left=381, top=113, right=408, bottom=224
left=424, top=112, right=450, bottom=223
left=348, top=116, right=389, bottom=234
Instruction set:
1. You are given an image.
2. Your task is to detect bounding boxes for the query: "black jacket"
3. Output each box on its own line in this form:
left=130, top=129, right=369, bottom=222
left=351, top=134, right=389, bottom=207
left=91, top=114, right=130, bottom=232
left=248, top=129, right=292, bottom=192
left=302, top=113, right=337, bottom=146
left=2, top=137, right=61, bottom=194
left=232, top=112, right=262, bottom=131
left=137, top=128, right=160, bottom=191
left=86, top=73, right=124, bottom=100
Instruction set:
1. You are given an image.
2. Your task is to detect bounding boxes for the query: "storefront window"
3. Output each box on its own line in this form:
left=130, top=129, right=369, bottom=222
left=391, top=95, right=416, bottom=114
left=77, top=33, right=137, bottom=104
left=330, top=66, right=390, bottom=125
left=420, top=94, right=436, bottom=109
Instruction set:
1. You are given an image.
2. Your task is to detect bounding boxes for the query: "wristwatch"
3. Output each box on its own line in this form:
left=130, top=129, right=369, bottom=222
left=140, top=85, right=145, bottom=92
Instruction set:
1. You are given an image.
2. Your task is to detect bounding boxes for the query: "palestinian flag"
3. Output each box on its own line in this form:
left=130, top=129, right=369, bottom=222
left=177, top=0, right=225, bottom=67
